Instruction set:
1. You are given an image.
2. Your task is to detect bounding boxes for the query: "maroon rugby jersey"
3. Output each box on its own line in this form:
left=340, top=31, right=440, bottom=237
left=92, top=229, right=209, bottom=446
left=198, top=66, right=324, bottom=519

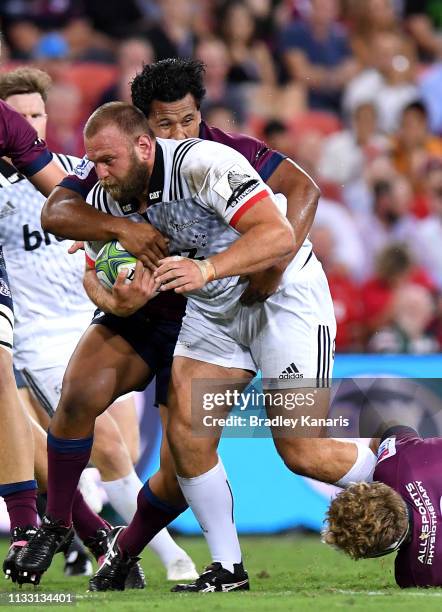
left=0, top=100, right=52, bottom=176
left=59, top=120, right=286, bottom=320
left=373, top=426, right=442, bottom=587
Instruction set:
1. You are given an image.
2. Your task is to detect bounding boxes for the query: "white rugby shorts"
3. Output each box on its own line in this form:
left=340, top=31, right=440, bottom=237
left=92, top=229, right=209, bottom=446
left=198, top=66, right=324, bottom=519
left=174, top=253, right=336, bottom=388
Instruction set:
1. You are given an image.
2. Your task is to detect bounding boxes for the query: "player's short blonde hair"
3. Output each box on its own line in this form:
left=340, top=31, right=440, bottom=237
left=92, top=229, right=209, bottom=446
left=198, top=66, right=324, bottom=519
left=0, top=67, right=52, bottom=102
left=322, top=481, right=409, bottom=559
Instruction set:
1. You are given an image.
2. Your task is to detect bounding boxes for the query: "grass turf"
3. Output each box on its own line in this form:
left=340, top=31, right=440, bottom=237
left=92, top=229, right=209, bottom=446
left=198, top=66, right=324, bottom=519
left=0, top=535, right=441, bottom=611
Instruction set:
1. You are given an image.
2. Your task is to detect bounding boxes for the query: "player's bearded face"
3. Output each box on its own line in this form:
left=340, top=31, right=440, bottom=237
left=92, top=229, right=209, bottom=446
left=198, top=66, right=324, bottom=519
left=100, top=148, right=150, bottom=205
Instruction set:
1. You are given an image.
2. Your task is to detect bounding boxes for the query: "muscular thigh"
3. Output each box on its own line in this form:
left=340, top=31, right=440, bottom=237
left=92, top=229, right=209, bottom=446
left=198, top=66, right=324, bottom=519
left=60, top=324, right=152, bottom=410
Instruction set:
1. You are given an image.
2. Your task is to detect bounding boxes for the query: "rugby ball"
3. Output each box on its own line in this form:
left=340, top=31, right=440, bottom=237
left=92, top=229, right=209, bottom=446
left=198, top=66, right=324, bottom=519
left=95, top=240, right=137, bottom=290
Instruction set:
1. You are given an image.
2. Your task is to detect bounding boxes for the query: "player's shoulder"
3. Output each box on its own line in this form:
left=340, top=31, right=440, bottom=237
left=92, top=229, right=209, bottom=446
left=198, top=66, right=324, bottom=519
left=53, top=152, right=81, bottom=173
left=200, top=121, right=264, bottom=152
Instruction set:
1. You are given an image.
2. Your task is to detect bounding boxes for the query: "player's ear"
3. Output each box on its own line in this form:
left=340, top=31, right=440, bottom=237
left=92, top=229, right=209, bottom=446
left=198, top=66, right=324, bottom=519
left=136, top=134, right=153, bottom=160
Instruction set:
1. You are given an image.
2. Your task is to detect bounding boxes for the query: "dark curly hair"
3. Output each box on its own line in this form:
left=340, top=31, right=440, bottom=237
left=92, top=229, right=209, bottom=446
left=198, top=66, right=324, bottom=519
left=131, top=58, right=206, bottom=117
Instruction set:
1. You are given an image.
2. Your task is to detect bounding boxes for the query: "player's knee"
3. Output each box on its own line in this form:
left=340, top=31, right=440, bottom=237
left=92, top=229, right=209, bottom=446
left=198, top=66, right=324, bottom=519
left=58, top=376, right=107, bottom=424
left=274, top=439, right=313, bottom=476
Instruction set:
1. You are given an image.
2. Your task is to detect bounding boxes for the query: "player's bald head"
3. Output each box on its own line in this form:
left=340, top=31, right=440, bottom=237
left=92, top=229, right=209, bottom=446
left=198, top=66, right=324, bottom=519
left=84, top=101, right=154, bottom=143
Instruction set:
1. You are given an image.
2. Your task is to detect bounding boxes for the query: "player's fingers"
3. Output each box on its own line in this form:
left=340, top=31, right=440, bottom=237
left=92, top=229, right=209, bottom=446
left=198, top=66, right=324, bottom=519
left=138, top=253, right=157, bottom=272
left=155, top=268, right=187, bottom=285
left=113, top=268, right=129, bottom=290
left=154, top=257, right=184, bottom=278
left=159, top=275, right=189, bottom=291
left=174, top=283, right=195, bottom=294
left=132, top=260, right=144, bottom=282
left=153, top=234, right=169, bottom=256
left=68, top=241, right=84, bottom=254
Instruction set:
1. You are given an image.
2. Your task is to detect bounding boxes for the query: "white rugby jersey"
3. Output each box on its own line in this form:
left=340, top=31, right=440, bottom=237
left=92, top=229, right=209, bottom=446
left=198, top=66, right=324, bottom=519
left=84, top=137, right=288, bottom=315
left=0, top=154, right=95, bottom=368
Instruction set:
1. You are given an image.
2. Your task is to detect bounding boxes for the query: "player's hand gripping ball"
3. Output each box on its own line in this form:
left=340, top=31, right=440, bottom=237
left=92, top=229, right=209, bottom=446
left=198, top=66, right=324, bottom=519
left=95, top=240, right=138, bottom=290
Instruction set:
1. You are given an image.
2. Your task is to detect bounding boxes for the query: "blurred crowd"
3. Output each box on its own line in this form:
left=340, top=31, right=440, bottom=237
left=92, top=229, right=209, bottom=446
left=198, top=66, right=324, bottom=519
left=1, top=0, right=442, bottom=354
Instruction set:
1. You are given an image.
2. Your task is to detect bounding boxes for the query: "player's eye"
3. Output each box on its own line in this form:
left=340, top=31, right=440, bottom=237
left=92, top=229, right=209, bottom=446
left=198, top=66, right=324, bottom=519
left=183, top=116, right=194, bottom=124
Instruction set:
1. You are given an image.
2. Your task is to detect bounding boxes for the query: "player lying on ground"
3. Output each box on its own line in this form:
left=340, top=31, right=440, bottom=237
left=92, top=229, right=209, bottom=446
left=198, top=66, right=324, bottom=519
left=18, top=101, right=376, bottom=592
left=324, top=425, right=442, bottom=588
left=0, top=95, right=67, bottom=583
left=0, top=66, right=197, bottom=583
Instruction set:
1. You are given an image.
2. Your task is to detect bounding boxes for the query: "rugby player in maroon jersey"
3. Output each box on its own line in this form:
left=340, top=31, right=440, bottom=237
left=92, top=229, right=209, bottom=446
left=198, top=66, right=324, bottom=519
left=324, top=425, right=442, bottom=588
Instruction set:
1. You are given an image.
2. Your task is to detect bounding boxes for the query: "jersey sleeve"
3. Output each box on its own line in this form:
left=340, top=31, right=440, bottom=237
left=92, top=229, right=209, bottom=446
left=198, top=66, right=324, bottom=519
left=199, top=121, right=286, bottom=181
left=373, top=427, right=421, bottom=487
left=59, top=156, right=98, bottom=198
left=0, top=100, right=52, bottom=176
left=187, top=141, right=275, bottom=228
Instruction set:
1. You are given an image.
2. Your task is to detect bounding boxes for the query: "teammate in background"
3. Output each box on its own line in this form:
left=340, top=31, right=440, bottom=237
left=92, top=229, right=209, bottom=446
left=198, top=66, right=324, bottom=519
left=0, top=92, right=67, bottom=582
left=324, top=426, right=442, bottom=588
left=0, top=67, right=197, bottom=582
left=18, top=103, right=376, bottom=592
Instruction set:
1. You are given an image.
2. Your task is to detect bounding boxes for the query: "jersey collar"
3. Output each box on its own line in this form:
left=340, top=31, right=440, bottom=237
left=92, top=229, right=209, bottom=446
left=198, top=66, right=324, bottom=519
left=147, top=140, right=164, bottom=205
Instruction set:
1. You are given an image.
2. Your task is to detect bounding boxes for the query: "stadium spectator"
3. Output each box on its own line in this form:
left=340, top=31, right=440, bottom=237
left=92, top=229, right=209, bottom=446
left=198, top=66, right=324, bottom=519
left=413, top=160, right=442, bottom=291
left=368, top=283, right=438, bottom=353
left=346, top=0, right=399, bottom=67
left=343, top=31, right=419, bottom=133
left=262, top=119, right=297, bottom=158
left=3, top=20, right=42, bottom=60
left=319, top=101, right=387, bottom=186
left=314, top=197, right=366, bottom=280
left=418, top=62, right=442, bottom=136
left=401, top=0, right=442, bottom=63
left=390, top=101, right=442, bottom=215
left=195, top=38, right=247, bottom=125
left=45, top=83, right=84, bottom=157
left=361, top=243, right=434, bottom=338
left=142, top=0, right=196, bottom=61
left=97, top=38, right=155, bottom=106
left=204, top=103, right=239, bottom=132
left=216, top=1, right=276, bottom=87
left=356, top=176, right=416, bottom=274
left=280, top=0, right=359, bottom=114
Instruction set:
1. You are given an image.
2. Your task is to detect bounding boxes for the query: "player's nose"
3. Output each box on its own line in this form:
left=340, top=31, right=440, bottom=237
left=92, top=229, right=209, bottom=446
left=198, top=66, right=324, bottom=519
left=96, top=163, right=109, bottom=179
left=172, top=125, right=187, bottom=140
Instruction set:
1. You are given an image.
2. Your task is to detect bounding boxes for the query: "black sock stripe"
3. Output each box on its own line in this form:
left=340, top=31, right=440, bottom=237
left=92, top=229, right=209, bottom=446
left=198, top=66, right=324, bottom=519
left=0, top=310, right=13, bottom=329
left=0, top=339, right=12, bottom=350
left=226, top=479, right=235, bottom=524
left=21, top=369, right=54, bottom=417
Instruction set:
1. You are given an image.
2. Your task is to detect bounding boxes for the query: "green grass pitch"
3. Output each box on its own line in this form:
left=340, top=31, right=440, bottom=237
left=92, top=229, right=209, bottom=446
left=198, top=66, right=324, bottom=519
left=0, top=535, right=441, bottom=611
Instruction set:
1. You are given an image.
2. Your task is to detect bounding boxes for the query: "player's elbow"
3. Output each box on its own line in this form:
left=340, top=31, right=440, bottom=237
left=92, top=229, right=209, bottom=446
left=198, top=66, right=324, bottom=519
left=272, top=221, right=296, bottom=259
left=41, top=187, right=72, bottom=233
left=41, top=196, right=60, bottom=233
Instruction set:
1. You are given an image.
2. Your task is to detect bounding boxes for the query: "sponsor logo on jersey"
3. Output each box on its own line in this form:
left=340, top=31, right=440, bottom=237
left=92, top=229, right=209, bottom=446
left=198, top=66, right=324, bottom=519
left=377, top=436, right=396, bottom=464
left=170, top=218, right=201, bottom=232
left=22, top=225, right=67, bottom=251
left=149, top=190, right=162, bottom=201
left=74, top=157, right=93, bottom=179
left=279, top=363, right=303, bottom=379
left=226, top=170, right=260, bottom=211
left=406, top=481, right=438, bottom=565
left=0, top=278, right=11, bottom=298
left=0, top=201, right=17, bottom=218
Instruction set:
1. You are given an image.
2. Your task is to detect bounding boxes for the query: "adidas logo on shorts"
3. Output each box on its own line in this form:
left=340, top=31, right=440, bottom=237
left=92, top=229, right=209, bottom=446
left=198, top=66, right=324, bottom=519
left=279, top=363, right=303, bottom=379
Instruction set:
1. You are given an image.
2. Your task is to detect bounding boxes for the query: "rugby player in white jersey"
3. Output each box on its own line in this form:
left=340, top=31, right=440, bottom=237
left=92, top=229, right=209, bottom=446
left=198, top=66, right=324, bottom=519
left=0, top=84, right=68, bottom=582
left=0, top=68, right=197, bottom=582
left=18, top=102, right=377, bottom=591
